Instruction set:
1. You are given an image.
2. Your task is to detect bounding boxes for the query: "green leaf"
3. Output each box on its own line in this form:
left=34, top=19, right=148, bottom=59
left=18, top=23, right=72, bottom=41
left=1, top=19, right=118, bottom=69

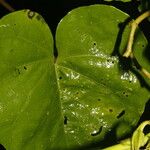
left=132, top=121, right=150, bottom=150
left=0, top=10, right=66, bottom=150
left=0, top=5, right=149, bottom=150
left=56, top=4, right=150, bottom=148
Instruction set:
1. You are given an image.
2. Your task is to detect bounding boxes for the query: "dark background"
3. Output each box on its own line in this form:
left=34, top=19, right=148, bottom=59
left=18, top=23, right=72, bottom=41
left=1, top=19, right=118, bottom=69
left=1, top=0, right=150, bottom=40
left=0, top=0, right=141, bottom=35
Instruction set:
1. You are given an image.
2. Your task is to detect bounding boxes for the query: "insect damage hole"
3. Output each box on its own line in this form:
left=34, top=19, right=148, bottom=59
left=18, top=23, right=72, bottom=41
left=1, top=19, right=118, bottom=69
left=97, top=98, right=101, bottom=101
left=109, top=109, right=113, bottom=113
left=107, top=59, right=114, bottom=64
left=107, top=59, right=110, bottom=62
left=93, top=42, right=96, bottom=46
left=16, top=68, right=20, bottom=75
left=123, top=92, right=129, bottom=97
left=76, top=92, right=79, bottom=95
left=24, top=66, right=27, bottom=70
left=64, top=116, right=68, bottom=125
left=59, top=76, right=62, bottom=80
left=117, top=110, right=125, bottom=119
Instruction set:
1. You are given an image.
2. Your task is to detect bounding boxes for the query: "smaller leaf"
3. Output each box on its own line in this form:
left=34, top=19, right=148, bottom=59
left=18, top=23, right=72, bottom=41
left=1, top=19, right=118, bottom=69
left=103, top=121, right=150, bottom=150
left=132, top=121, right=150, bottom=150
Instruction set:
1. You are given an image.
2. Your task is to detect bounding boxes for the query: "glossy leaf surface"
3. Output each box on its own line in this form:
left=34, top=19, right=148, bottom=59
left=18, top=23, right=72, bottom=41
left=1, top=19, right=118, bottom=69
left=56, top=4, right=150, bottom=148
left=0, top=5, right=149, bottom=150
left=0, top=10, right=65, bottom=150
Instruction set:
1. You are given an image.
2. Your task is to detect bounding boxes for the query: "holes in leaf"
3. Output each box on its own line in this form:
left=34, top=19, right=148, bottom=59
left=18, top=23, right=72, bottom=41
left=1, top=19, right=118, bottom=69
left=24, top=66, right=27, bottom=70
left=93, top=42, right=96, bottom=46
left=106, top=59, right=114, bottom=64
left=142, top=44, right=145, bottom=48
left=64, top=116, right=68, bottom=125
left=15, top=66, right=28, bottom=76
left=0, top=144, right=6, bottom=150
left=123, top=92, right=129, bottom=97
left=91, top=126, right=103, bottom=136
left=59, top=76, right=62, bottom=80
left=139, top=124, right=150, bottom=149
left=117, top=110, right=125, bottom=119
left=143, top=124, right=150, bottom=135
left=97, top=98, right=101, bottom=101
left=109, top=109, right=113, bottom=113
left=16, top=68, right=20, bottom=75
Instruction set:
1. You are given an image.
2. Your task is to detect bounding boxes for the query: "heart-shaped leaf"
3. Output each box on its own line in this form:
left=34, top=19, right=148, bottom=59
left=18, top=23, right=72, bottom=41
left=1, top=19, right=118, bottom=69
left=55, top=4, right=150, bottom=148
left=0, top=5, right=149, bottom=150
left=0, top=10, right=65, bottom=150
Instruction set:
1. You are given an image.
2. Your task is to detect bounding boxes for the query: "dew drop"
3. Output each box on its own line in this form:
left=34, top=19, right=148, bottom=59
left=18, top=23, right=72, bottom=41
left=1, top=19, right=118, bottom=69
left=91, top=126, right=103, bottom=136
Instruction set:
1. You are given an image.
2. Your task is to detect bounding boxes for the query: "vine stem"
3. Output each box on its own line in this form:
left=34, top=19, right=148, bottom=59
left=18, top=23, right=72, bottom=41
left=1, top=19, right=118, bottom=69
left=0, top=0, right=15, bottom=12
left=123, top=11, right=150, bottom=79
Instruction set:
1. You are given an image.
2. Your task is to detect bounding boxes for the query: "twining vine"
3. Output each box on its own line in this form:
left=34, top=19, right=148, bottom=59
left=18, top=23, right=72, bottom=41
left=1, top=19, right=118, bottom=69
left=123, top=10, right=150, bottom=79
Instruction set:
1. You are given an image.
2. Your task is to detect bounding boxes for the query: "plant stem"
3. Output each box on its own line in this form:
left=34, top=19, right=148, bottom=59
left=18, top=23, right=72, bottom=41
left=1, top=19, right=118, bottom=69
left=123, top=11, right=150, bottom=57
left=123, top=11, right=150, bottom=79
left=0, top=0, right=15, bottom=12
left=141, top=68, right=150, bottom=79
